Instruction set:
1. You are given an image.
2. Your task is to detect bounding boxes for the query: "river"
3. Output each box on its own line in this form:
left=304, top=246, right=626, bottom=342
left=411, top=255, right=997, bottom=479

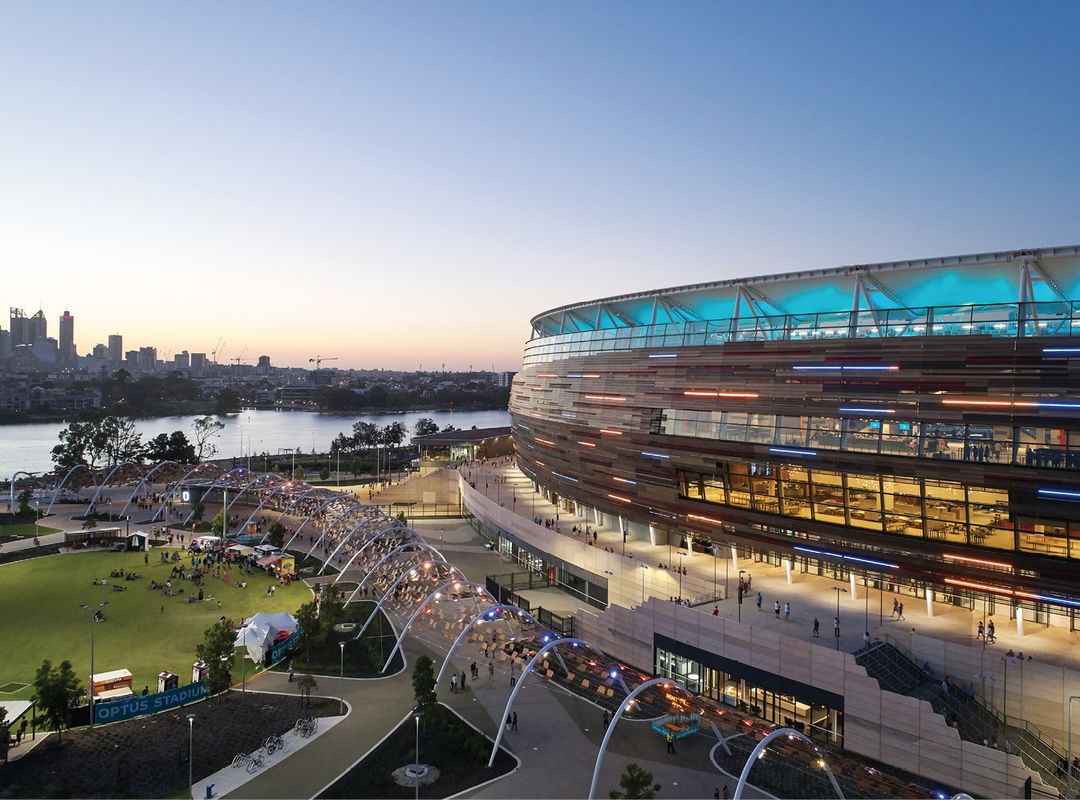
left=0, top=408, right=511, bottom=478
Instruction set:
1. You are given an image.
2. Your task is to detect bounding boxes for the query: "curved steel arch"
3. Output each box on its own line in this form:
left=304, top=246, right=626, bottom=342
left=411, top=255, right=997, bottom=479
left=272, top=488, right=323, bottom=534
left=45, top=464, right=95, bottom=516
left=9, top=471, right=37, bottom=516
left=381, top=578, right=492, bottom=675
left=343, top=539, right=437, bottom=605
left=282, top=495, right=343, bottom=552
left=487, top=637, right=603, bottom=767
left=436, top=604, right=544, bottom=686
left=307, top=498, right=363, bottom=555
left=332, top=524, right=411, bottom=584
left=588, top=676, right=695, bottom=800
left=733, top=728, right=844, bottom=800
left=152, top=463, right=221, bottom=524
left=86, top=460, right=141, bottom=511
left=232, top=481, right=290, bottom=541
left=118, top=460, right=178, bottom=519
left=318, top=510, right=386, bottom=576
left=351, top=558, right=462, bottom=639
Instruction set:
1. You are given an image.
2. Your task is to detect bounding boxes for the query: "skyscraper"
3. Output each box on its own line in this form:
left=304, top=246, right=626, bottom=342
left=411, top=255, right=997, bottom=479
left=108, top=334, right=123, bottom=365
left=59, top=309, right=75, bottom=364
left=29, top=309, right=47, bottom=344
left=9, top=308, right=28, bottom=346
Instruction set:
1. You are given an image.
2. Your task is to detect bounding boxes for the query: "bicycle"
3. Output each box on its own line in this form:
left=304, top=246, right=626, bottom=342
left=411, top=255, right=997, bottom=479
left=264, top=733, right=286, bottom=754
left=246, top=753, right=264, bottom=774
left=294, top=716, right=317, bottom=738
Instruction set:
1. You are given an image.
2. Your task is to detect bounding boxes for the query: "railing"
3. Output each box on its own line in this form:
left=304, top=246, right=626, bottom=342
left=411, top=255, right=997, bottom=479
left=525, top=299, right=1080, bottom=363
left=485, top=572, right=576, bottom=636
left=880, top=632, right=1070, bottom=795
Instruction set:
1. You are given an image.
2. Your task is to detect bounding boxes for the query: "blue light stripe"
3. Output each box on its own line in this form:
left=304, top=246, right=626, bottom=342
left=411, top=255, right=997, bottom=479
left=1038, top=488, right=1080, bottom=501
left=769, top=447, right=817, bottom=457
left=648, top=353, right=678, bottom=359
left=839, top=407, right=895, bottom=414
left=552, top=472, right=578, bottom=482
left=1042, top=348, right=1080, bottom=354
left=794, top=546, right=898, bottom=570
left=641, top=451, right=671, bottom=459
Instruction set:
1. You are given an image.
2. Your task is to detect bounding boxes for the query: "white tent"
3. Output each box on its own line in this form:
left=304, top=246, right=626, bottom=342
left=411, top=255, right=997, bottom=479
left=234, top=611, right=298, bottom=662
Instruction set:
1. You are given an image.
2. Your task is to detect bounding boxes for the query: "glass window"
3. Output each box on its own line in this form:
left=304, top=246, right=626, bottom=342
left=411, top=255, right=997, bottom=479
left=967, top=487, right=1011, bottom=549
left=810, top=469, right=846, bottom=525
left=923, top=479, right=967, bottom=544
left=882, top=476, right=924, bottom=537
left=776, top=415, right=809, bottom=448
left=726, top=463, right=751, bottom=508
left=746, top=413, right=777, bottom=444
left=845, top=473, right=882, bottom=530
left=966, top=424, right=1012, bottom=465
left=779, top=466, right=811, bottom=519
left=1018, top=515, right=1068, bottom=558
left=881, top=420, right=919, bottom=457
left=1018, top=426, right=1068, bottom=469
left=721, top=411, right=749, bottom=442
left=808, top=417, right=841, bottom=450
left=843, top=418, right=882, bottom=454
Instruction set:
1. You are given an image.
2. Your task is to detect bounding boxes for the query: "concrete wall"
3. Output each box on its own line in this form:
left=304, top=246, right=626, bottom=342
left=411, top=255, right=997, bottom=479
left=574, top=600, right=1052, bottom=800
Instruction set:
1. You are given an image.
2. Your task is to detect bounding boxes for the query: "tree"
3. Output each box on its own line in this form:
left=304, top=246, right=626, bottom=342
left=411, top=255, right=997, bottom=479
left=412, top=655, right=436, bottom=711
left=144, top=431, right=197, bottom=464
left=297, top=674, right=317, bottom=709
left=349, top=457, right=363, bottom=478
left=320, top=583, right=345, bottom=627
left=267, top=521, right=285, bottom=549
left=441, top=424, right=459, bottom=433
left=0, top=704, right=9, bottom=764
left=33, top=659, right=82, bottom=742
left=610, top=763, right=661, bottom=799
left=414, top=417, right=439, bottom=437
left=16, top=488, right=33, bottom=518
left=215, top=389, right=241, bottom=414
left=293, top=465, right=306, bottom=480
left=192, top=416, right=225, bottom=462
left=351, top=421, right=379, bottom=451
left=209, top=509, right=226, bottom=536
left=51, top=413, right=141, bottom=471
left=295, top=601, right=321, bottom=661
left=82, top=517, right=98, bottom=530
left=98, top=415, right=143, bottom=468
left=195, top=623, right=234, bottom=694
left=319, top=466, right=330, bottom=480
left=381, top=422, right=407, bottom=450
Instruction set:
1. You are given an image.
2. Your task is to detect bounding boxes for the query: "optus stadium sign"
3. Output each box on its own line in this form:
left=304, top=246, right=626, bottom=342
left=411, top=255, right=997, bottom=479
left=94, top=681, right=210, bottom=724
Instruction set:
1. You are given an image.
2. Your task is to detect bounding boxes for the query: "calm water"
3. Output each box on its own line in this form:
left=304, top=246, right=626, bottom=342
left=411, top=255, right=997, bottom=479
left=0, top=408, right=511, bottom=478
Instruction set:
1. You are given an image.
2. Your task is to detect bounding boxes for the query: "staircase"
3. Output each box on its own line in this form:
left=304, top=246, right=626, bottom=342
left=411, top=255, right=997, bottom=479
left=854, top=641, right=1069, bottom=797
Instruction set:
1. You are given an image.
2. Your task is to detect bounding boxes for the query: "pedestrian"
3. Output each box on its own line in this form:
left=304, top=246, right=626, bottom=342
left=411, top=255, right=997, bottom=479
left=451, top=674, right=458, bottom=693
left=784, top=602, right=791, bottom=621
left=510, top=663, right=517, bottom=687
left=460, top=670, right=467, bottom=691
left=512, top=711, right=518, bottom=731
left=863, top=631, right=871, bottom=647
left=977, top=620, right=985, bottom=640
left=833, top=616, right=840, bottom=638
left=774, top=600, right=781, bottom=619
left=488, top=661, right=495, bottom=680
left=506, top=713, right=512, bottom=731
left=812, top=618, right=820, bottom=638
left=722, top=787, right=731, bottom=800
left=892, top=598, right=899, bottom=619
left=666, top=730, right=676, bottom=754
left=714, top=789, right=720, bottom=800
left=603, top=710, right=611, bottom=729
left=288, top=663, right=294, bottom=682
left=712, top=605, right=719, bottom=616
left=471, top=661, right=478, bottom=680
left=897, top=602, right=905, bottom=621
left=987, top=619, right=996, bottom=643
left=746, top=574, right=752, bottom=591
left=756, top=592, right=762, bottom=611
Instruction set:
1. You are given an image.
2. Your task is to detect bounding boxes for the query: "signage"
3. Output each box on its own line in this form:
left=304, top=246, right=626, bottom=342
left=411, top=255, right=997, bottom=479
left=94, top=681, right=209, bottom=724
left=269, top=629, right=301, bottom=664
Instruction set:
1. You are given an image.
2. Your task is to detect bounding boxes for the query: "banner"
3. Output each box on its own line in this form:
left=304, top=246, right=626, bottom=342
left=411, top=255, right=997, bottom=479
left=94, top=681, right=209, bottom=724
left=269, top=629, right=300, bottom=664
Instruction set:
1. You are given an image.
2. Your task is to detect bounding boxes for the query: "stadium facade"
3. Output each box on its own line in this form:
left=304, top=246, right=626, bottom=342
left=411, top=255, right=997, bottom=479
left=510, top=245, right=1080, bottom=629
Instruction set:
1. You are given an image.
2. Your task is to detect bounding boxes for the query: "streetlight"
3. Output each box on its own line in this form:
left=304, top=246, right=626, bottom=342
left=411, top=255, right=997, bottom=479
left=338, top=641, right=346, bottom=715
left=639, top=564, right=650, bottom=604
left=1068, top=696, right=1080, bottom=797
left=80, top=601, right=108, bottom=726
left=737, top=569, right=746, bottom=622
left=186, top=714, right=195, bottom=800
left=831, top=587, right=848, bottom=651
left=412, top=709, right=425, bottom=800
left=676, top=553, right=686, bottom=601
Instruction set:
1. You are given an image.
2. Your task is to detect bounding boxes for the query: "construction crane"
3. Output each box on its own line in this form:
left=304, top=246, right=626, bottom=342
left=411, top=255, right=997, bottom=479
left=309, top=355, right=339, bottom=370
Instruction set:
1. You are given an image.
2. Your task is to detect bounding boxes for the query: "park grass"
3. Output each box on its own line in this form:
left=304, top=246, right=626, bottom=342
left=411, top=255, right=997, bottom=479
left=0, top=523, right=62, bottom=538
left=0, top=549, right=311, bottom=704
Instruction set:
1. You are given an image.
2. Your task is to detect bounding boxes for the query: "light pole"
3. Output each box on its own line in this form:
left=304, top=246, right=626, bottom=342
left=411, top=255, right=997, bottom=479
left=676, top=553, right=686, bottom=600
left=831, top=586, right=848, bottom=651
left=186, top=713, right=195, bottom=799
left=80, top=601, right=108, bottom=726
left=413, top=709, right=425, bottom=800
left=338, top=641, right=346, bottom=715
left=640, top=564, right=649, bottom=604
left=1068, top=695, right=1080, bottom=798
left=240, top=649, right=246, bottom=694
left=737, top=569, right=746, bottom=623
left=711, top=545, right=718, bottom=599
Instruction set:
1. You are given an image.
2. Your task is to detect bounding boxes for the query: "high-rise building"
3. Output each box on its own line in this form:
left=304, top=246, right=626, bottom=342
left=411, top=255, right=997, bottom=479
left=174, top=351, right=190, bottom=369
left=0, top=328, right=10, bottom=359
left=108, top=334, right=123, bottom=365
left=29, top=309, right=47, bottom=344
left=59, top=309, right=75, bottom=364
left=190, top=352, right=207, bottom=375
left=92, top=343, right=109, bottom=359
left=137, top=347, right=157, bottom=373
left=257, top=355, right=271, bottom=368
left=9, top=309, right=28, bottom=346
left=125, top=350, right=139, bottom=370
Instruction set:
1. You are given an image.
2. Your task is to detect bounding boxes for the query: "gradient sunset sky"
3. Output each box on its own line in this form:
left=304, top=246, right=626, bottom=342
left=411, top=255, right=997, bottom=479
left=2, top=2, right=1078, bottom=370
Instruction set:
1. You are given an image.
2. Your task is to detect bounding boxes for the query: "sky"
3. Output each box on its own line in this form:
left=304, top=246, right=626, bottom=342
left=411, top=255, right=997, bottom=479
left=1, top=1, right=1079, bottom=371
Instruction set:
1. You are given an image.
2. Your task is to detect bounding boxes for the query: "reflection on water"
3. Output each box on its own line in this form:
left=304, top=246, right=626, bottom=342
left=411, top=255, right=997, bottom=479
left=0, top=408, right=510, bottom=478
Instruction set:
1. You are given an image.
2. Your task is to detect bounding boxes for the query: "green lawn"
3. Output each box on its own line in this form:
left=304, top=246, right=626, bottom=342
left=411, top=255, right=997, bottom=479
left=0, top=549, right=311, bottom=703
left=0, top=522, right=62, bottom=539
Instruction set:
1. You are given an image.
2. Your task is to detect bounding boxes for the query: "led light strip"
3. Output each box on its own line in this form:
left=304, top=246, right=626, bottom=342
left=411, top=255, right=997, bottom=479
left=943, top=399, right=1080, bottom=410
left=567, top=373, right=601, bottom=379
left=584, top=394, right=626, bottom=402
left=769, top=447, right=817, bottom=457
left=599, top=428, right=623, bottom=436
left=943, top=554, right=1013, bottom=570
left=607, top=493, right=632, bottom=504
left=793, top=365, right=898, bottom=371
left=688, top=513, right=726, bottom=525
left=794, top=546, right=898, bottom=570
left=577, top=441, right=596, bottom=448
left=683, top=390, right=759, bottom=398
left=534, top=437, right=555, bottom=446
left=1038, top=488, right=1080, bottom=500
left=641, top=451, right=670, bottom=459
left=1043, top=348, right=1080, bottom=355
left=944, top=578, right=1080, bottom=609
left=839, top=407, right=896, bottom=414
left=536, top=373, right=558, bottom=378
left=649, top=353, right=678, bottom=359
left=613, top=476, right=637, bottom=485
left=552, top=472, right=578, bottom=482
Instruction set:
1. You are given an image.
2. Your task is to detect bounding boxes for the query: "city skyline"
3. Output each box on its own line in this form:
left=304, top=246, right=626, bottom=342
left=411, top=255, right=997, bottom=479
left=3, top=2, right=1079, bottom=370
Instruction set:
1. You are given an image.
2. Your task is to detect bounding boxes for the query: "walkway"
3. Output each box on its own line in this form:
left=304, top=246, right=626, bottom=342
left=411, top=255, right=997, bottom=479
left=459, top=461, right=1080, bottom=673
